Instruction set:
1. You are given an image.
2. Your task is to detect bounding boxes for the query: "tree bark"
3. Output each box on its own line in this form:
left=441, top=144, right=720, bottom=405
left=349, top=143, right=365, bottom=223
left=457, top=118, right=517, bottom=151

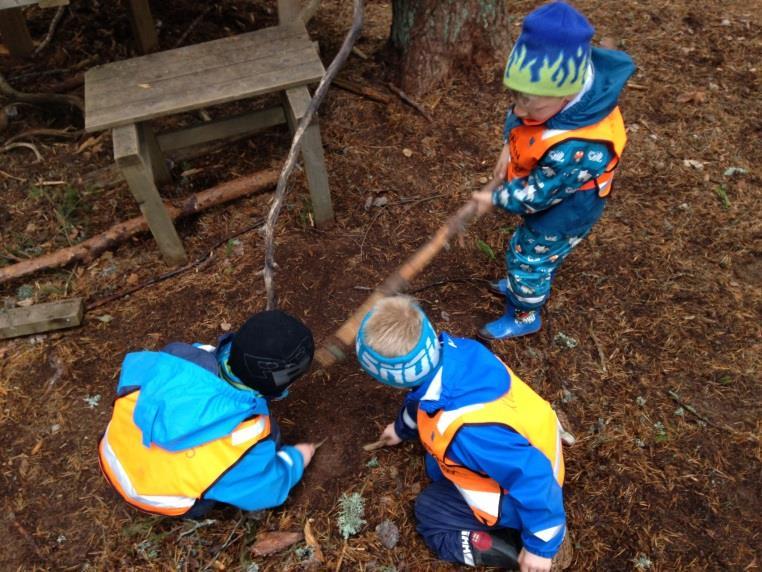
left=390, top=0, right=511, bottom=97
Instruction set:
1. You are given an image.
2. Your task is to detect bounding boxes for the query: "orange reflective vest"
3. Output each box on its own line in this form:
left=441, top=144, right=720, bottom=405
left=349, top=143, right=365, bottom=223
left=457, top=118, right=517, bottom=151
left=418, top=367, right=564, bottom=526
left=98, top=389, right=271, bottom=516
left=507, top=106, right=627, bottom=197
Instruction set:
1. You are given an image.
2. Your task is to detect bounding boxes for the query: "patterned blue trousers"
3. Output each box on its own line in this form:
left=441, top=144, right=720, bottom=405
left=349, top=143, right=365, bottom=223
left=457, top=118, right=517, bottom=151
left=504, top=191, right=606, bottom=311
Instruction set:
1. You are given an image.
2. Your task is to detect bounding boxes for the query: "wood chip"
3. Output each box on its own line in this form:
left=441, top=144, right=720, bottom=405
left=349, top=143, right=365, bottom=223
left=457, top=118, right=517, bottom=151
left=250, top=531, right=303, bottom=556
left=303, top=520, right=324, bottom=562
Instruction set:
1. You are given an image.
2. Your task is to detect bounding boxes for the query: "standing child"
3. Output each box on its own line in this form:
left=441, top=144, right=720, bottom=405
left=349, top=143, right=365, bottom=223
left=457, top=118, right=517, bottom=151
left=472, top=1, right=636, bottom=339
left=98, top=310, right=316, bottom=518
left=356, top=296, right=571, bottom=571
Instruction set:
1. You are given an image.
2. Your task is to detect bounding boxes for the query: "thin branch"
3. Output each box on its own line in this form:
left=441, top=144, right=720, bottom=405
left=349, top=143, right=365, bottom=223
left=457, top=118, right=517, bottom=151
left=388, top=82, right=433, bottom=121
left=666, top=389, right=730, bottom=432
left=0, top=71, right=83, bottom=112
left=263, top=0, right=364, bottom=310
left=34, top=6, right=67, bottom=55
left=87, top=218, right=266, bottom=309
left=4, top=128, right=82, bottom=145
left=1, top=142, right=43, bottom=161
left=174, top=6, right=212, bottom=48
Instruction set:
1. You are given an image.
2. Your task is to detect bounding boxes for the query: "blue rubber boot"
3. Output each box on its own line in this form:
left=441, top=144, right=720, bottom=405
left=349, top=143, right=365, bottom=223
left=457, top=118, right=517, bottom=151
left=478, top=305, right=542, bottom=340
left=487, top=278, right=508, bottom=297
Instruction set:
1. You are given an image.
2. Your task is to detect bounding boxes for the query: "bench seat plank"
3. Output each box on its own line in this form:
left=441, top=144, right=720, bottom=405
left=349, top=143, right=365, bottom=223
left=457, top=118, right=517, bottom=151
left=85, top=24, right=324, bottom=131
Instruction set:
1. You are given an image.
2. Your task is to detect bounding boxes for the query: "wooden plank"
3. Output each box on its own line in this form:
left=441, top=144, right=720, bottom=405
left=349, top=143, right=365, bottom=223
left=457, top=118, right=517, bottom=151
left=37, top=0, right=69, bottom=7
left=277, top=0, right=301, bottom=23
left=284, top=87, right=333, bottom=226
left=0, top=1, right=69, bottom=7
left=86, top=50, right=324, bottom=131
left=139, top=123, right=170, bottom=184
left=113, top=124, right=187, bottom=265
left=0, top=1, right=37, bottom=8
left=0, top=7, right=34, bottom=57
left=126, top=0, right=159, bottom=54
left=87, top=24, right=310, bottom=87
left=157, top=107, right=287, bottom=152
left=0, top=298, right=84, bottom=339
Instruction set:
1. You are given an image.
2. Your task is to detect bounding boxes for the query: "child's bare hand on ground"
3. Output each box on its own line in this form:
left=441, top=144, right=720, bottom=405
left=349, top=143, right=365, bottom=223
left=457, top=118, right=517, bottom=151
left=493, top=143, right=511, bottom=180
left=519, top=548, right=552, bottom=572
left=379, top=423, right=402, bottom=447
left=294, top=443, right=316, bottom=467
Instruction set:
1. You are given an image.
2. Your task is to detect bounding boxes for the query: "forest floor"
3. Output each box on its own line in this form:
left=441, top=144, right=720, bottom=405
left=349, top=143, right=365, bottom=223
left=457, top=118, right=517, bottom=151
left=0, top=0, right=760, bottom=570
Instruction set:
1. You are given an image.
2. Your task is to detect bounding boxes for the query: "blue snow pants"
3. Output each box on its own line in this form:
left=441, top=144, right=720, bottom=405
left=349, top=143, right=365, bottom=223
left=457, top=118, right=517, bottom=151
left=505, top=190, right=606, bottom=311
left=414, top=456, right=521, bottom=567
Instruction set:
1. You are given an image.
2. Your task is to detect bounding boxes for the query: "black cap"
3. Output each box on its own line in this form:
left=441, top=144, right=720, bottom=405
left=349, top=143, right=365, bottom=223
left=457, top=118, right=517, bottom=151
left=228, top=310, right=314, bottom=396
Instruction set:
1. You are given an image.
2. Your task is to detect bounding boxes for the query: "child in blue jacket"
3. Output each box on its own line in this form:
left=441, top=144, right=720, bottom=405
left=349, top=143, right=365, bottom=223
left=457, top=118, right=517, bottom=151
left=472, top=1, right=636, bottom=339
left=356, top=296, right=572, bottom=571
left=99, top=310, right=316, bottom=517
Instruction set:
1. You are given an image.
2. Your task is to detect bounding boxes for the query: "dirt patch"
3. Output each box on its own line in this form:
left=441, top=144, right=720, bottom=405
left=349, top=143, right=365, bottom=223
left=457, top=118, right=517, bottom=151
left=1, top=0, right=761, bottom=571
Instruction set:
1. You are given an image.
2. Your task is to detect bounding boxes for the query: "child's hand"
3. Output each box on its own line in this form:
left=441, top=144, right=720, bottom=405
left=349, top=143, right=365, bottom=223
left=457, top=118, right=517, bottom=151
left=471, top=187, right=495, bottom=216
left=294, top=443, right=316, bottom=467
left=492, top=143, right=511, bottom=181
left=379, top=423, right=402, bottom=447
left=518, top=548, right=552, bottom=572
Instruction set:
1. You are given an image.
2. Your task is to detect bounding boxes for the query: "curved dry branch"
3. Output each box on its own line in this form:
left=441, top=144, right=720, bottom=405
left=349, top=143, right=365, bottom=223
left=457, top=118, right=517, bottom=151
left=262, top=0, right=364, bottom=310
left=0, top=71, right=83, bottom=112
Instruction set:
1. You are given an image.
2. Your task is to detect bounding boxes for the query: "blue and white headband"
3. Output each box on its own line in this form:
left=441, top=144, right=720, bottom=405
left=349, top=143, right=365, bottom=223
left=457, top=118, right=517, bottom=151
left=355, top=304, right=441, bottom=388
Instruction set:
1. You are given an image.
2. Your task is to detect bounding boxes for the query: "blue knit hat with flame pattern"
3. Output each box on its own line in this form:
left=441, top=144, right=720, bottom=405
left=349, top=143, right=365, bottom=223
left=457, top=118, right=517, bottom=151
left=503, top=1, right=594, bottom=97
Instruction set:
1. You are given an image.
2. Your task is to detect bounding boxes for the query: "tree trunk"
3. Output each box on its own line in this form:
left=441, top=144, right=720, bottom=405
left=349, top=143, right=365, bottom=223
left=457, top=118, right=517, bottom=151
left=391, top=0, right=511, bottom=97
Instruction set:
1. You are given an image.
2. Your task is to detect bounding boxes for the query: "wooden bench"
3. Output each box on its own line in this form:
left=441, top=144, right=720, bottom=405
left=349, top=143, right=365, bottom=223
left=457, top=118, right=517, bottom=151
left=84, top=21, right=333, bottom=265
left=0, top=0, right=69, bottom=57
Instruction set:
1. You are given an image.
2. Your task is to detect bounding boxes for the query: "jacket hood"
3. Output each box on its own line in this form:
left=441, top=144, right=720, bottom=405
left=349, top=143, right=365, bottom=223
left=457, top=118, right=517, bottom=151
left=505, top=47, right=636, bottom=134
left=412, top=334, right=510, bottom=413
left=117, top=351, right=270, bottom=452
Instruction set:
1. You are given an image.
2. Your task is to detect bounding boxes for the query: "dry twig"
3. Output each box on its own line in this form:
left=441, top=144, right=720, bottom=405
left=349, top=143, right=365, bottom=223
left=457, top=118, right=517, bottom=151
left=0, top=71, right=83, bottom=112
left=87, top=218, right=266, bottom=309
left=333, top=77, right=391, bottom=104
left=174, top=6, right=212, bottom=48
left=34, top=6, right=67, bottom=55
left=1, top=142, right=43, bottom=161
left=387, top=82, right=433, bottom=121
left=263, top=0, right=364, bottom=310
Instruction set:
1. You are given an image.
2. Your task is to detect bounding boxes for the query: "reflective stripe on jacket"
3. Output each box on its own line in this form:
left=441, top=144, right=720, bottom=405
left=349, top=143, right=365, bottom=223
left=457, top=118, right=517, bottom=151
left=417, top=366, right=564, bottom=526
left=98, top=389, right=270, bottom=516
left=507, top=106, right=627, bottom=197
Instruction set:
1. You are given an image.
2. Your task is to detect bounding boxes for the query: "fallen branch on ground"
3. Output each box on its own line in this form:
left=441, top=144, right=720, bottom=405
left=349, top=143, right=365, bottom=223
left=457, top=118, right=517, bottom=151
left=0, top=71, right=83, bottom=111
left=333, top=78, right=391, bottom=104
left=87, top=217, right=266, bottom=309
left=0, top=170, right=279, bottom=285
left=4, top=127, right=82, bottom=145
left=387, top=82, right=433, bottom=121
left=34, top=6, right=67, bottom=55
left=263, top=0, right=364, bottom=309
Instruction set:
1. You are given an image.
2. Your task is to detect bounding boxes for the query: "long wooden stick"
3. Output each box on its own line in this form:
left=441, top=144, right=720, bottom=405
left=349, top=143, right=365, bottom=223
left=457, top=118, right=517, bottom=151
left=315, top=201, right=479, bottom=368
left=263, top=0, right=364, bottom=310
left=0, top=170, right=278, bottom=285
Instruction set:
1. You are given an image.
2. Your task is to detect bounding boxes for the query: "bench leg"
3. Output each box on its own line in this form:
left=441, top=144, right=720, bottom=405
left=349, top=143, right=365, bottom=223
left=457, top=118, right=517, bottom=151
left=283, top=87, right=334, bottom=226
left=277, top=0, right=301, bottom=23
left=126, top=0, right=159, bottom=54
left=139, top=123, right=172, bottom=184
left=113, top=124, right=187, bottom=266
left=0, top=8, right=34, bottom=57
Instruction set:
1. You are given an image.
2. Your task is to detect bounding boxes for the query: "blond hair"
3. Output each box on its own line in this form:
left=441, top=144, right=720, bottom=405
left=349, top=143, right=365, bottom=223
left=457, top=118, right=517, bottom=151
left=363, top=296, right=422, bottom=357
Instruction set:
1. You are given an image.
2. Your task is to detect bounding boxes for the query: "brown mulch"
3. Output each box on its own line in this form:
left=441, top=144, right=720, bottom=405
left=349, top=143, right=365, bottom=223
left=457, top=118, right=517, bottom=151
left=1, top=0, right=760, bottom=571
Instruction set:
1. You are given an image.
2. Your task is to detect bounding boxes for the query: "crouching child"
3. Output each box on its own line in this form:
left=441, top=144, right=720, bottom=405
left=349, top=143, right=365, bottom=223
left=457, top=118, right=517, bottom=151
left=356, top=296, right=571, bottom=571
left=98, top=310, right=316, bottom=518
